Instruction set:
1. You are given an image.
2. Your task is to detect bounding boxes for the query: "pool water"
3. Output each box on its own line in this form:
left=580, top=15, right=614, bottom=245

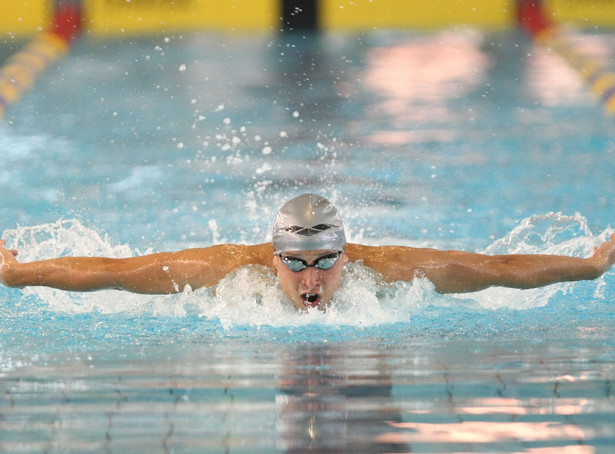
left=1, top=29, right=614, bottom=452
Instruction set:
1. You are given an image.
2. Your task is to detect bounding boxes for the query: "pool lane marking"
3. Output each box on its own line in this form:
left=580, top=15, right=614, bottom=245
left=0, top=32, right=70, bottom=117
left=518, top=0, right=615, bottom=116
left=0, top=2, right=81, bottom=121
left=536, top=27, right=615, bottom=115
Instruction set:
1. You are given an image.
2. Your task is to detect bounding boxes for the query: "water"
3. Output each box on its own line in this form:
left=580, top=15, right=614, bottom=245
left=1, top=29, right=614, bottom=452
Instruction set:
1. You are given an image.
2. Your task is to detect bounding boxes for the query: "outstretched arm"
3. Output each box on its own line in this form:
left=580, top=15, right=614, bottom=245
left=0, top=240, right=273, bottom=294
left=347, top=234, right=615, bottom=294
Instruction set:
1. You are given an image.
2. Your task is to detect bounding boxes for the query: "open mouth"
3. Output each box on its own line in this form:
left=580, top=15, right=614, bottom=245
left=301, top=293, right=321, bottom=308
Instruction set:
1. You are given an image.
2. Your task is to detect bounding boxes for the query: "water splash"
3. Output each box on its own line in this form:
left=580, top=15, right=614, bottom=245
left=3, top=219, right=134, bottom=261
left=1, top=213, right=612, bottom=327
left=483, top=212, right=599, bottom=255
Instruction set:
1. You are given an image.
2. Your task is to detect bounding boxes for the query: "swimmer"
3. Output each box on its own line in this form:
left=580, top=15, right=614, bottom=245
left=1, top=193, right=615, bottom=310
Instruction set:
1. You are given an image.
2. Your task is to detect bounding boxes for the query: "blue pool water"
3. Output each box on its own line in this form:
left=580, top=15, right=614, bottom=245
left=1, top=29, right=614, bottom=452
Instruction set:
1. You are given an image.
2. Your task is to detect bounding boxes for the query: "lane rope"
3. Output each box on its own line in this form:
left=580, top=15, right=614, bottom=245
left=0, top=2, right=81, bottom=120
left=518, top=0, right=615, bottom=115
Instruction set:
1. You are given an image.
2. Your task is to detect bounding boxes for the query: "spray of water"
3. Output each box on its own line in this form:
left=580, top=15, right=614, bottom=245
left=1, top=214, right=612, bottom=327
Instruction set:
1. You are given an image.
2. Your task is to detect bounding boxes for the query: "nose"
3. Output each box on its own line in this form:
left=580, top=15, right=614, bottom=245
left=301, top=266, right=320, bottom=288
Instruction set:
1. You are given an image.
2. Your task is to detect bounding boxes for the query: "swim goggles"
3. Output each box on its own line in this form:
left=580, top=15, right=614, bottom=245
left=279, top=251, right=342, bottom=272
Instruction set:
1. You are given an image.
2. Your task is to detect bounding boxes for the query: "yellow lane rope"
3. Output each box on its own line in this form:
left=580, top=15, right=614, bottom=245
left=0, top=32, right=71, bottom=120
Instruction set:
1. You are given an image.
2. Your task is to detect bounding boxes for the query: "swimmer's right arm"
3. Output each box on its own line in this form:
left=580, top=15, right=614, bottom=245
left=0, top=240, right=273, bottom=294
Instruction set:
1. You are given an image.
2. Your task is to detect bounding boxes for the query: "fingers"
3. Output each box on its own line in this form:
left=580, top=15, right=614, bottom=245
left=0, top=239, right=18, bottom=258
left=591, top=236, right=615, bottom=263
left=597, top=234, right=615, bottom=268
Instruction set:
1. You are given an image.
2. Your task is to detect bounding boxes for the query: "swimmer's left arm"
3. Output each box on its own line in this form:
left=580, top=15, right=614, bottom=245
left=347, top=234, right=615, bottom=294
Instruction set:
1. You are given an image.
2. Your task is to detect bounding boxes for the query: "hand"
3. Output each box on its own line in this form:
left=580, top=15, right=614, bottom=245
left=0, top=239, right=19, bottom=286
left=590, top=233, right=615, bottom=276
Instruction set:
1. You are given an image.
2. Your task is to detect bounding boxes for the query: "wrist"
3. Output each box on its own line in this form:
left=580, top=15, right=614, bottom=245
left=585, top=255, right=606, bottom=280
left=2, top=263, right=26, bottom=288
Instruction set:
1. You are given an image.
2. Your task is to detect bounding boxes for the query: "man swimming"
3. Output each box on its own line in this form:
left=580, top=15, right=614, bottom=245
left=1, top=193, right=614, bottom=310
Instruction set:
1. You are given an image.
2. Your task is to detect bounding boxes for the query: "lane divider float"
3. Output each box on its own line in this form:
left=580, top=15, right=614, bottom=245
left=0, top=1, right=81, bottom=120
left=517, top=0, right=615, bottom=115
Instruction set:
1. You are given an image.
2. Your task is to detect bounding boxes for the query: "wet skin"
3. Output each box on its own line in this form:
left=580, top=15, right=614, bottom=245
left=272, top=250, right=349, bottom=310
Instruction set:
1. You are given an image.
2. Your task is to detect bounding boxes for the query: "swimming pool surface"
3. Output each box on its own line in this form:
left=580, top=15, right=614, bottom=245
left=1, top=28, right=614, bottom=452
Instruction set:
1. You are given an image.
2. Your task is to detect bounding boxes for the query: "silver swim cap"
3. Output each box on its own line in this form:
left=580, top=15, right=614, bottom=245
left=272, top=193, right=346, bottom=255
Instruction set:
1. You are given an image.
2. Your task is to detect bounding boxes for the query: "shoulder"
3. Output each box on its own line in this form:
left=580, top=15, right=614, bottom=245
left=346, top=243, right=421, bottom=262
left=345, top=243, right=377, bottom=262
left=345, top=243, right=436, bottom=282
left=161, top=243, right=274, bottom=289
left=174, top=243, right=273, bottom=269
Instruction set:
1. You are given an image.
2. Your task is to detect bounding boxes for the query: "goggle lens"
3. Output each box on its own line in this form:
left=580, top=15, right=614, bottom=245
left=280, top=252, right=341, bottom=272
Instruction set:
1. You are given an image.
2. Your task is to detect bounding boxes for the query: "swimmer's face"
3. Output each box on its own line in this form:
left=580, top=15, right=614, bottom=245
left=273, top=250, right=348, bottom=311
